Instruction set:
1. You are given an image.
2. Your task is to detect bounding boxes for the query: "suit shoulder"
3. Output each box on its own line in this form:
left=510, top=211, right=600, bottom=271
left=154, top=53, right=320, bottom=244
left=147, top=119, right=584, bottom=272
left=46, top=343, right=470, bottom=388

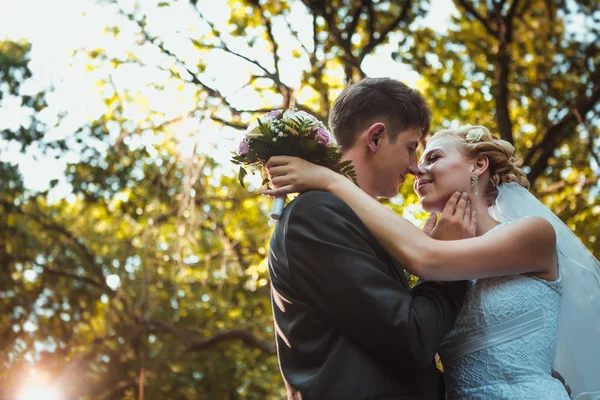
left=286, top=190, right=351, bottom=220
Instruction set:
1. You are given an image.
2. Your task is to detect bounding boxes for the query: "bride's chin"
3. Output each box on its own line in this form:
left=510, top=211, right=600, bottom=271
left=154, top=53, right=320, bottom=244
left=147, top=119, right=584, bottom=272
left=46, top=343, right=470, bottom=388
left=419, top=198, right=445, bottom=214
left=419, top=201, right=435, bottom=213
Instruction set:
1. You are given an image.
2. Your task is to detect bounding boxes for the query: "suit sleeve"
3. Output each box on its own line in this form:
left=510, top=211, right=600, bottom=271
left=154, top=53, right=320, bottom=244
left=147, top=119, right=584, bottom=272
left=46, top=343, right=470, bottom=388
left=285, top=191, right=467, bottom=369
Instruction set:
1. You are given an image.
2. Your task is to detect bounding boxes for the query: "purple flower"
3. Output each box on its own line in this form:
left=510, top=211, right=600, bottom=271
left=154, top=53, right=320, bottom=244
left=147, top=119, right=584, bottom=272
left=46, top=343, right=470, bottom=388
left=237, top=139, right=250, bottom=156
left=315, top=128, right=331, bottom=145
left=266, top=109, right=283, bottom=119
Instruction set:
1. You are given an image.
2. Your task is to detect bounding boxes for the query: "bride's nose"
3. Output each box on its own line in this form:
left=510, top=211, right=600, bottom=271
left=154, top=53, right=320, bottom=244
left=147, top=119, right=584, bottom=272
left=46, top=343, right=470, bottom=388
left=416, top=164, right=428, bottom=175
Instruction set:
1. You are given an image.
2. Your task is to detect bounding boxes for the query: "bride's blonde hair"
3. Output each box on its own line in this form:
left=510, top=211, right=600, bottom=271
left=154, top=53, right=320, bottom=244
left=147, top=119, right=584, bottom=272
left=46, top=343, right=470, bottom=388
left=430, top=125, right=530, bottom=206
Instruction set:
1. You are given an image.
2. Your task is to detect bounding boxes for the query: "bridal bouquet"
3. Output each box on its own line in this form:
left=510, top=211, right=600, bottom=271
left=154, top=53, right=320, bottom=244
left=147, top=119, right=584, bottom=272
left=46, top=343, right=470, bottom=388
left=231, top=108, right=356, bottom=219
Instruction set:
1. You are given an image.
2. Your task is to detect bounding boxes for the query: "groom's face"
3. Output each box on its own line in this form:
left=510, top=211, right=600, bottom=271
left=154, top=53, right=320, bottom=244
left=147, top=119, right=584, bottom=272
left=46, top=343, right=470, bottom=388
left=372, top=128, right=421, bottom=198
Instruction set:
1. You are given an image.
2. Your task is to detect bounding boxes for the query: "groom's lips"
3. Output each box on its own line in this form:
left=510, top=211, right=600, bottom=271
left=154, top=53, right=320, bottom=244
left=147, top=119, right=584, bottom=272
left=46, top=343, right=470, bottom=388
left=415, top=179, right=432, bottom=192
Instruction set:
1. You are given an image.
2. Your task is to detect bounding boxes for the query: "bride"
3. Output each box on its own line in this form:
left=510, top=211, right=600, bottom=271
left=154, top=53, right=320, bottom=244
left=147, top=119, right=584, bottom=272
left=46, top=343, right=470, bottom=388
left=264, top=125, right=600, bottom=399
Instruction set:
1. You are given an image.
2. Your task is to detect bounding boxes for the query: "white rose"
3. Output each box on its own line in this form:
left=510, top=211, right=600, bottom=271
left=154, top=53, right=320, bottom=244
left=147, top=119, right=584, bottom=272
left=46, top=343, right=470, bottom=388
left=466, top=128, right=485, bottom=143
left=294, top=110, right=317, bottom=124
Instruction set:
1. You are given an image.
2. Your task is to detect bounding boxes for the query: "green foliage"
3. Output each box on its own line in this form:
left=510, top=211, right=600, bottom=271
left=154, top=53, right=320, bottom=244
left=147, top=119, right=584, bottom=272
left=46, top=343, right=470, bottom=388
left=0, top=0, right=598, bottom=398
left=394, top=0, right=599, bottom=255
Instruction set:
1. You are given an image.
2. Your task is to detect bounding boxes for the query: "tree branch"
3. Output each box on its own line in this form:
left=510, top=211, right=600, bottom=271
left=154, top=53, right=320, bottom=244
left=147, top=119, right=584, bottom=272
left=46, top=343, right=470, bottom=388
left=366, top=0, right=375, bottom=42
left=576, top=109, right=600, bottom=166
left=524, top=78, right=600, bottom=184
left=359, top=0, right=412, bottom=60
left=346, top=0, right=366, bottom=44
left=507, top=0, right=521, bottom=21
left=304, top=0, right=362, bottom=80
left=283, top=13, right=312, bottom=55
left=33, top=260, right=111, bottom=292
left=143, top=318, right=196, bottom=343
left=184, top=329, right=276, bottom=355
left=456, top=0, right=497, bottom=36
left=0, top=199, right=101, bottom=275
left=249, top=0, right=281, bottom=81
left=99, top=380, right=137, bottom=400
left=537, top=176, right=599, bottom=196
left=493, top=46, right=513, bottom=144
left=210, top=116, right=247, bottom=130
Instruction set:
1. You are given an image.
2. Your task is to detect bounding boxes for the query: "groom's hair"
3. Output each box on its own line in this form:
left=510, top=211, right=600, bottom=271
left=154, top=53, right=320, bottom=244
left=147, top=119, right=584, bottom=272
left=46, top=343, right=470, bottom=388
left=329, top=78, right=431, bottom=149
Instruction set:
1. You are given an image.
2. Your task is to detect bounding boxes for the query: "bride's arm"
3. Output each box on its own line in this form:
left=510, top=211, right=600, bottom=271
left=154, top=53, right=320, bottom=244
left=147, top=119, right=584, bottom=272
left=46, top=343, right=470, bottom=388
left=266, top=156, right=557, bottom=281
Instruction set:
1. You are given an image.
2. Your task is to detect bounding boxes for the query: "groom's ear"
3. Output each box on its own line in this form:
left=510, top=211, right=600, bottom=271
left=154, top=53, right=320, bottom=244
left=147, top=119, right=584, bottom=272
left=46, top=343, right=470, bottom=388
left=365, top=122, right=386, bottom=153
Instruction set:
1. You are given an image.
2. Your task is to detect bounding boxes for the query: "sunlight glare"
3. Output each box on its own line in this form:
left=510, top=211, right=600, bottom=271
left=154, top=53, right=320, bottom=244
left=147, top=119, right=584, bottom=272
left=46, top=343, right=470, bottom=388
left=16, top=372, right=62, bottom=400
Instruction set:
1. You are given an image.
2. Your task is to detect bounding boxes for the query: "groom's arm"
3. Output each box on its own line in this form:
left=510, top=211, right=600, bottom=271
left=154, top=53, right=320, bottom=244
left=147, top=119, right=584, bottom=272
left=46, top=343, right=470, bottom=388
left=285, top=191, right=466, bottom=369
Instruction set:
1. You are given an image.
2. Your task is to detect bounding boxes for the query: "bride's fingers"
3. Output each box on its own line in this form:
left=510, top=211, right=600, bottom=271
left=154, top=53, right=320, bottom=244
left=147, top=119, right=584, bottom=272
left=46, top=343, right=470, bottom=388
left=423, top=213, right=438, bottom=236
left=463, top=200, right=471, bottom=223
left=453, top=192, right=468, bottom=216
left=266, top=156, right=293, bottom=168
left=266, top=165, right=289, bottom=178
left=270, top=176, right=292, bottom=188
left=469, top=210, right=477, bottom=236
left=441, top=192, right=461, bottom=218
left=263, top=185, right=295, bottom=197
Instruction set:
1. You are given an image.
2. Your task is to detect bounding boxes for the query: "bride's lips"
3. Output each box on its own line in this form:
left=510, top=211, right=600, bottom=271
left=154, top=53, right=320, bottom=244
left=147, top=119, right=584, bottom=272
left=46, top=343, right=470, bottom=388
left=415, top=179, right=433, bottom=192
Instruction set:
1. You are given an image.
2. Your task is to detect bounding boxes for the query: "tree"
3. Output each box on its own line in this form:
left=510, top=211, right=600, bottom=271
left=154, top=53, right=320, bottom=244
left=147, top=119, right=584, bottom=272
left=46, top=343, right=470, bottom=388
left=1, top=0, right=598, bottom=398
left=1, top=39, right=281, bottom=399
left=395, top=0, right=599, bottom=254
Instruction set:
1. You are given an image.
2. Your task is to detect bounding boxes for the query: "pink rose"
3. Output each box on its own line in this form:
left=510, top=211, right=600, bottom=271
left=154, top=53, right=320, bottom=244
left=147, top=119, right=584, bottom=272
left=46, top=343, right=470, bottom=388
left=266, top=109, right=283, bottom=119
left=237, top=139, right=250, bottom=156
left=315, top=128, right=331, bottom=145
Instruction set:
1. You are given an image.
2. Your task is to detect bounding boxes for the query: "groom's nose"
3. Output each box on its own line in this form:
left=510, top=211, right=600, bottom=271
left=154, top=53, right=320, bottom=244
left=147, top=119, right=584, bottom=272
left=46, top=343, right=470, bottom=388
left=407, top=151, right=419, bottom=176
left=407, top=164, right=419, bottom=176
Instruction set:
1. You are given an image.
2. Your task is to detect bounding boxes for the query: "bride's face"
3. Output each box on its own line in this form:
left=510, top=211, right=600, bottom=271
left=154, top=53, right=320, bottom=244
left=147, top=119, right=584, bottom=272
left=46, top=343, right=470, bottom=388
left=414, top=136, right=474, bottom=212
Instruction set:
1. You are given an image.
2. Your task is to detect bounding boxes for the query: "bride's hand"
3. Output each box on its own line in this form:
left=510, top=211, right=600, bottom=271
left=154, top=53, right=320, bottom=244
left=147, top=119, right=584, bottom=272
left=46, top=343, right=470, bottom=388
left=423, top=192, right=477, bottom=240
left=263, top=156, right=341, bottom=197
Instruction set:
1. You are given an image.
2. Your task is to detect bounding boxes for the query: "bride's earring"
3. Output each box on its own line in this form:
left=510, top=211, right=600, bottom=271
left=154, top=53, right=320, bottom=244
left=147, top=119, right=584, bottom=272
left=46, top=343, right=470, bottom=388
left=471, top=173, right=479, bottom=196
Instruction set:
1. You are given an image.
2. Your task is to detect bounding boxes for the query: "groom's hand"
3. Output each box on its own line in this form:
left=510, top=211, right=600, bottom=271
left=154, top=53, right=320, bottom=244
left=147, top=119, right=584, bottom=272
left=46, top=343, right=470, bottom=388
left=424, top=192, right=477, bottom=240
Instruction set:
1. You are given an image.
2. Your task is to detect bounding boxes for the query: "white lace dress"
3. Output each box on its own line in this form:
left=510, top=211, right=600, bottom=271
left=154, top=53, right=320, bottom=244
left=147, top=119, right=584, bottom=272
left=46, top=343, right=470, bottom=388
left=440, top=221, right=570, bottom=399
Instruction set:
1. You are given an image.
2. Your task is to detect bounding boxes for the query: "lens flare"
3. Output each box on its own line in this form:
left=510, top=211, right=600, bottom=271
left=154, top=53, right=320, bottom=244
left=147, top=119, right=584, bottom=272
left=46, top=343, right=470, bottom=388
left=16, top=371, right=62, bottom=400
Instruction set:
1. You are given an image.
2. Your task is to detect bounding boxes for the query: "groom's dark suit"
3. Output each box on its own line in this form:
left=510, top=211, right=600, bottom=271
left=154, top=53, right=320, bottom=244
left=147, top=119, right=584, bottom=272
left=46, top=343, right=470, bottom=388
left=268, top=191, right=467, bottom=400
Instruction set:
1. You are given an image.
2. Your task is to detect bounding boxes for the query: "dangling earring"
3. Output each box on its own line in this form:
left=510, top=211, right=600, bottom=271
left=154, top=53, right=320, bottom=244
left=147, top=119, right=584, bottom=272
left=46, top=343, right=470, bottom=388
left=471, top=173, right=479, bottom=196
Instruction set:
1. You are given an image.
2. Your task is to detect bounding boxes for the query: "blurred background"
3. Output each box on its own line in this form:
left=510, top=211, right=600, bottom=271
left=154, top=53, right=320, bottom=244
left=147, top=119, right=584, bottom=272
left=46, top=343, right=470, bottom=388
left=0, top=0, right=598, bottom=398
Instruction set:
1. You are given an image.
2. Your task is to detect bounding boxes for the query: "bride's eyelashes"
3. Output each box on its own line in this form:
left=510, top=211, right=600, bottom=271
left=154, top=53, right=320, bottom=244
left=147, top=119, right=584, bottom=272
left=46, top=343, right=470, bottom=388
left=426, top=154, right=440, bottom=163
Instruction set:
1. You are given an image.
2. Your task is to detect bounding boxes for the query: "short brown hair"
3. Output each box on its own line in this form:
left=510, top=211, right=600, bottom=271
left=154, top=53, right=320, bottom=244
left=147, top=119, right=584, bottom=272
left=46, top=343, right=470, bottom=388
left=329, top=77, right=431, bottom=148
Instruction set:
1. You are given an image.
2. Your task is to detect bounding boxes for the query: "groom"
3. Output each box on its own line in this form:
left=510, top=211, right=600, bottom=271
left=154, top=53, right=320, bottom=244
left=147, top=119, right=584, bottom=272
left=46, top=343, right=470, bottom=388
left=268, top=78, right=469, bottom=399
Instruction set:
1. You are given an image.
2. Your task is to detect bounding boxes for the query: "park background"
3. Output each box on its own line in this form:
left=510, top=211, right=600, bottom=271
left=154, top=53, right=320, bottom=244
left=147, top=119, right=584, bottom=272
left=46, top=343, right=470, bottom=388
left=0, top=0, right=598, bottom=398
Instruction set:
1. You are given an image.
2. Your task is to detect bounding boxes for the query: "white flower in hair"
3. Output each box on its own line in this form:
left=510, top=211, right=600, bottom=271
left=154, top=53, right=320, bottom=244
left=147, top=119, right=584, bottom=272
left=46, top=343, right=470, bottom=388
left=466, top=128, right=485, bottom=143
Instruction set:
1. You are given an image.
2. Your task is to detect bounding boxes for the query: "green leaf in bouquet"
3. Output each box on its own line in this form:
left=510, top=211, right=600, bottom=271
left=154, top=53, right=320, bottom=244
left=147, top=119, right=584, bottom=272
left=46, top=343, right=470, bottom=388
left=304, top=139, right=319, bottom=153
left=258, top=119, right=271, bottom=137
left=325, top=146, right=339, bottom=156
left=261, top=177, right=270, bottom=186
left=238, top=166, right=248, bottom=188
left=231, top=154, right=245, bottom=164
left=339, top=160, right=353, bottom=168
left=282, top=119, right=301, bottom=135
